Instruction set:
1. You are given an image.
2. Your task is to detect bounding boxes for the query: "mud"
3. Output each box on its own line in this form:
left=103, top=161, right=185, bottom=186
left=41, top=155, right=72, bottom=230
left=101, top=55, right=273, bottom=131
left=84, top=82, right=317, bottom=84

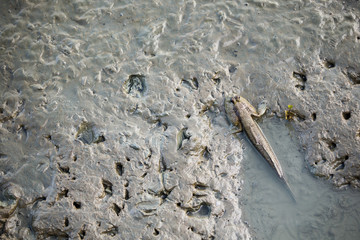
left=0, top=0, right=360, bottom=239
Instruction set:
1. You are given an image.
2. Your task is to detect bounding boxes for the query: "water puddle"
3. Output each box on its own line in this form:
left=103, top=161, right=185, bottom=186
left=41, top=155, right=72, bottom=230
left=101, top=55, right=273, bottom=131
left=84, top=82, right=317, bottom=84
left=239, top=117, right=360, bottom=240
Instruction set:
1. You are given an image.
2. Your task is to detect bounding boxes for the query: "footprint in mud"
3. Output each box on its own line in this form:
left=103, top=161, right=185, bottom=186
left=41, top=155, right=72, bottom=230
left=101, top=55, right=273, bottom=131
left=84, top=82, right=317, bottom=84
left=75, top=121, right=105, bottom=144
left=123, top=74, right=147, bottom=97
left=185, top=202, right=211, bottom=218
left=293, top=71, right=307, bottom=90
left=332, top=155, right=349, bottom=171
left=181, top=77, right=199, bottom=90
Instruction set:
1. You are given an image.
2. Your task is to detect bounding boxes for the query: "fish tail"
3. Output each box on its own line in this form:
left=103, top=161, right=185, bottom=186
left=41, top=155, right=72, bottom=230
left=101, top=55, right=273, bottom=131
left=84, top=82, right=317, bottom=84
left=283, top=179, right=296, bottom=203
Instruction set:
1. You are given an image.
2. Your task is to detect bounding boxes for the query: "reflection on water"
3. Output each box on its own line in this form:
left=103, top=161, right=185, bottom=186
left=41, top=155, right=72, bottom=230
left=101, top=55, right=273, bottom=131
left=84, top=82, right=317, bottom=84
left=240, top=117, right=360, bottom=240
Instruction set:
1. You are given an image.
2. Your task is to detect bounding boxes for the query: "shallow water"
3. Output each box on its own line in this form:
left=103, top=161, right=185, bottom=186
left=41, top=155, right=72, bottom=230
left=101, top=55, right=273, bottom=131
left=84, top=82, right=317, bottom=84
left=240, top=117, right=360, bottom=240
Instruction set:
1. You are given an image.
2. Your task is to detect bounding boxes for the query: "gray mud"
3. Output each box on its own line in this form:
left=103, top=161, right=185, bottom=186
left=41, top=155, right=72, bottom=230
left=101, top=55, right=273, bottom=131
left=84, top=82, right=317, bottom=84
left=0, top=0, right=360, bottom=239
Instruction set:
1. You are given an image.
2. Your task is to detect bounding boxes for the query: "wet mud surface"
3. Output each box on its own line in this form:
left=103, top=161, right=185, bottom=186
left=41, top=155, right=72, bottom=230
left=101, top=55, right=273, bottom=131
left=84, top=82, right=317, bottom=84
left=1, top=0, right=360, bottom=239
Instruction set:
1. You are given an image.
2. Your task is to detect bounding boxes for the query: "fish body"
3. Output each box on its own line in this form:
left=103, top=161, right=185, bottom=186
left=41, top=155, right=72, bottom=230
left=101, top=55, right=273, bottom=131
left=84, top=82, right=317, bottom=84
left=225, top=96, right=296, bottom=201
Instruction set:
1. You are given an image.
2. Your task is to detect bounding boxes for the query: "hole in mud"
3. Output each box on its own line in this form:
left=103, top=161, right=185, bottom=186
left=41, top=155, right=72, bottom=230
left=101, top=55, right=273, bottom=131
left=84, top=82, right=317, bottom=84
left=124, top=180, right=129, bottom=187
left=342, top=111, right=351, bottom=120
left=312, top=113, right=317, bottom=121
left=327, top=141, right=337, bottom=151
left=115, top=162, right=123, bottom=176
left=58, top=164, right=70, bottom=174
left=124, top=189, right=129, bottom=200
left=323, top=139, right=337, bottom=151
left=125, top=156, right=130, bottom=162
left=102, top=179, right=113, bottom=196
left=0, top=108, right=3, bottom=114
left=73, top=201, right=82, bottom=209
left=57, top=189, right=69, bottom=200
left=112, top=203, right=121, bottom=216
left=293, top=71, right=307, bottom=82
left=94, top=135, right=106, bottom=143
left=73, top=155, right=77, bottom=161
left=64, top=217, right=69, bottom=227
left=45, top=135, right=52, bottom=140
left=186, top=114, right=191, bottom=118
left=153, top=228, right=160, bottom=236
left=323, top=59, right=335, bottom=68
left=79, top=228, right=86, bottom=239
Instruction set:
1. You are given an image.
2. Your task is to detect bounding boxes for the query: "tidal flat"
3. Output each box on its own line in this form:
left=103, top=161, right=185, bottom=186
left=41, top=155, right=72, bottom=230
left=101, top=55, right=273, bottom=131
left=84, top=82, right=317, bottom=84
left=0, top=0, right=359, bottom=239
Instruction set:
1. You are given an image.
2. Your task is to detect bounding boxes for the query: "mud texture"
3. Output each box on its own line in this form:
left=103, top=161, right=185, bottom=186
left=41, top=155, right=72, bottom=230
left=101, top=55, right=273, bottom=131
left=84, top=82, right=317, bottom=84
left=0, top=0, right=360, bottom=239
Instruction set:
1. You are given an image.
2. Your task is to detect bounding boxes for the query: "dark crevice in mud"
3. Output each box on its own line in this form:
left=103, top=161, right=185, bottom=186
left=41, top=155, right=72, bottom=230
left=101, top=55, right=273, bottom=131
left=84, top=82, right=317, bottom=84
left=94, top=135, right=105, bottom=143
left=57, top=164, right=70, bottom=174
left=57, top=189, right=69, bottom=200
left=293, top=71, right=307, bottom=90
left=159, top=156, right=167, bottom=172
left=293, top=71, right=307, bottom=82
left=64, top=217, right=69, bottom=227
left=102, top=179, right=113, bottom=197
left=342, top=111, right=351, bottom=120
left=323, top=139, right=337, bottom=151
left=323, top=59, right=335, bottom=68
left=72, top=155, right=77, bottom=161
left=73, top=201, right=82, bottom=209
left=311, top=112, right=317, bottom=121
left=124, top=189, right=130, bottom=200
left=194, top=182, right=208, bottom=190
left=153, top=228, right=160, bottom=236
left=181, top=77, right=199, bottom=90
left=101, top=225, right=118, bottom=236
left=295, top=84, right=305, bottom=90
left=78, top=226, right=86, bottom=239
left=115, top=162, right=123, bottom=176
left=112, top=203, right=121, bottom=216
